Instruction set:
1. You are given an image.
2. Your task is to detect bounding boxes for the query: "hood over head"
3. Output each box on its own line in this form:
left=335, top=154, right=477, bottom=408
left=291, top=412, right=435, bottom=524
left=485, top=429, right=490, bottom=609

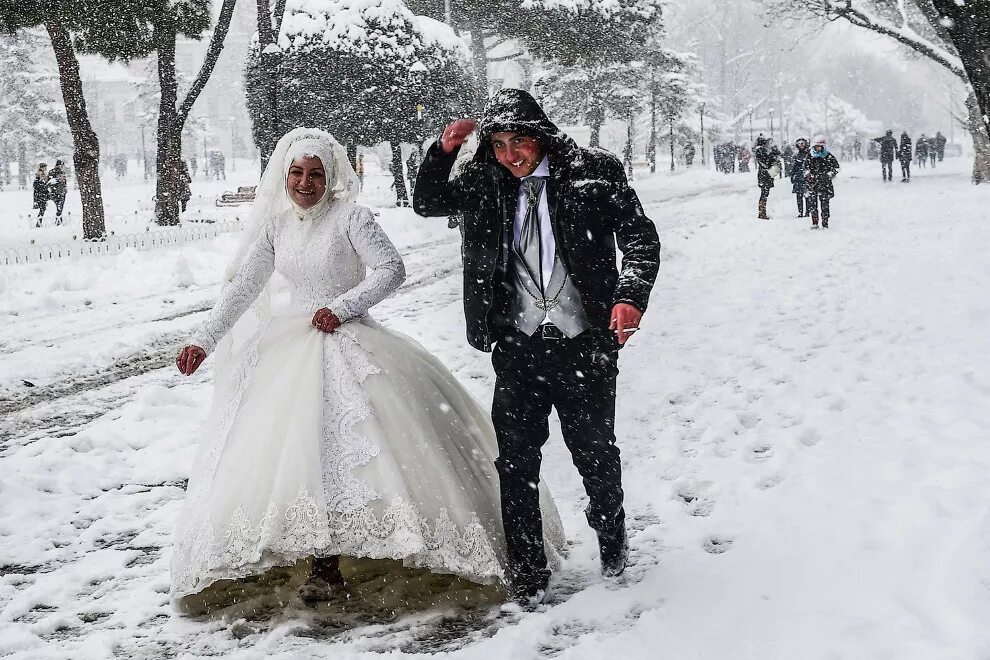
left=473, top=88, right=575, bottom=165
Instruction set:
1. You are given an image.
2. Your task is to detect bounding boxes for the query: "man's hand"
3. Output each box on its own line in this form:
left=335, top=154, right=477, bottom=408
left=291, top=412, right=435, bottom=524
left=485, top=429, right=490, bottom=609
left=313, top=308, right=341, bottom=334
left=440, top=119, right=478, bottom=154
left=176, top=346, right=207, bottom=376
left=609, top=303, right=643, bottom=346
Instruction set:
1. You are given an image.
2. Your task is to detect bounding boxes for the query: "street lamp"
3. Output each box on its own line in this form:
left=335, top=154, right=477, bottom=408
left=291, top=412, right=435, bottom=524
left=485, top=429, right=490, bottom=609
left=410, top=60, right=428, bottom=140
left=768, top=107, right=775, bottom=144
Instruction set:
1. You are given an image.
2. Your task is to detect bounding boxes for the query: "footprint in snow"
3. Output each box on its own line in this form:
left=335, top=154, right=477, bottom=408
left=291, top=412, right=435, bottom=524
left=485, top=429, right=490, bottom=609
left=703, top=536, right=734, bottom=555
left=746, top=443, right=775, bottom=462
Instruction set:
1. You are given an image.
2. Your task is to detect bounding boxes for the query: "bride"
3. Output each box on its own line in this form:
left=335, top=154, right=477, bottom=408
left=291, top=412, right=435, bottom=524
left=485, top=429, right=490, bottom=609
left=170, top=128, right=564, bottom=608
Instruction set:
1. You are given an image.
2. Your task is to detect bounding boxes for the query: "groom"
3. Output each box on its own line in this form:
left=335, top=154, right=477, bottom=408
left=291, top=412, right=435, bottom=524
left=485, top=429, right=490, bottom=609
left=414, top=89, right=660, bottom=602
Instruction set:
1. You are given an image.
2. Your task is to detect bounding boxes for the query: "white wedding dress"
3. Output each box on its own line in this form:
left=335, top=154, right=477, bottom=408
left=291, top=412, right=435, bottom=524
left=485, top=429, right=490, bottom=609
left=170, top=200, right=565, bottom=602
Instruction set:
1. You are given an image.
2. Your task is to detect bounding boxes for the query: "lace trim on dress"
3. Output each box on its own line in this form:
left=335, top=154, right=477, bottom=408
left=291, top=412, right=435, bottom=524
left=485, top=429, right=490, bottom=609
left=320, top=326, right=382, bottom=514
left=170, top=486, right=505, bottom=599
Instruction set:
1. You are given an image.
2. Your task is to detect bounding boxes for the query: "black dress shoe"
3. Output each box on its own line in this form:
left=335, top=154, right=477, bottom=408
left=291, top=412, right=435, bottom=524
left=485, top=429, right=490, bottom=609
left=598, top=525, right=630, bottom=577
left=509, top=574, right=549, bottom=606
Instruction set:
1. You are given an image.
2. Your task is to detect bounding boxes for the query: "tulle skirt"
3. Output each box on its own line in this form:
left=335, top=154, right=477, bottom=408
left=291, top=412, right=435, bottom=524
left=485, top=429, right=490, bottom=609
left=170, top=314, right=565, bottom=605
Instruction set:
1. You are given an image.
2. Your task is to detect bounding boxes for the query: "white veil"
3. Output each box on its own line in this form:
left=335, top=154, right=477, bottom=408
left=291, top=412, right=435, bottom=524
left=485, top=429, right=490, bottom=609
left=213, top=128, right=360, bottom=379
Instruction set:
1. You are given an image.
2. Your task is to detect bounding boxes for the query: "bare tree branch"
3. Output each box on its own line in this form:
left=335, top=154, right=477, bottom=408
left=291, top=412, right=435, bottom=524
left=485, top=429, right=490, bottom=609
left=178, top=0, right=239, bottom=122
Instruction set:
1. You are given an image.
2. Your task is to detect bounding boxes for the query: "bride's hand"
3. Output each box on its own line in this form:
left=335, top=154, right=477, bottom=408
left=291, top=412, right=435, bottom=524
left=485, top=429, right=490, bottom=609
left=176, top=345, right=206, bottom=375
left=313, top=308, right=341, bottom=333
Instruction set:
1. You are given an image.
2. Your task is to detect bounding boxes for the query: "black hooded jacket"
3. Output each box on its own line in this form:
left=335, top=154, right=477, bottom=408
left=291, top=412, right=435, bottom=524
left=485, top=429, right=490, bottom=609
left=413, top=89, right=661, bottom=353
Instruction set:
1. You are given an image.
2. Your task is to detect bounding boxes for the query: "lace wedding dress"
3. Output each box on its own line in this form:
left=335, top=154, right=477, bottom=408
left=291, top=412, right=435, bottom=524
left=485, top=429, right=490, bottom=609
left=169, top=201, right=565, bottom=602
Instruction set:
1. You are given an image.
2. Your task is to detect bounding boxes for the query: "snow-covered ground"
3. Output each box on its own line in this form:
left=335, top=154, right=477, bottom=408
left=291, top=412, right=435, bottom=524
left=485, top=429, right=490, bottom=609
left=2, top=157, right=989, bottom=659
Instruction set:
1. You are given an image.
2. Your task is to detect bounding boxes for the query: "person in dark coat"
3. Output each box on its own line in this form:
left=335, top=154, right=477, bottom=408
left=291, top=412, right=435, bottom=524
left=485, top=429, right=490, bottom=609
left=898, top=132, right=913, bottom=182
left=413, top=88, right=661, bottom=604
left=754, top=135, right=782, bottom=219
left=873, top=130, right=897, bottom=182
left=781, top=142, right=795, bottom=177
left=33, top=163, right=49, bottom=227
left=804, top=136, right=840, bottom=229
left=47, top=159, right=68, bottom=225
left=178, top=160, right=192, bottom=212
left=683, top=141, right=696, bottom=167
left=934, top=131, right=947, bottom=161
left=916, top=135, right=929, bottom=169
left=789, top=138, right=811, bottom=218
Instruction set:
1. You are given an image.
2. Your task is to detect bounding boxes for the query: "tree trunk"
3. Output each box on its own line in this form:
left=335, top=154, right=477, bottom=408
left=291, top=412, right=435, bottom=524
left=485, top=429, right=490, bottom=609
left=154, top=21, right=181, bottom=226
left=17, top=141, right=27, bottom=189
left=468, top=26, right=489, bottom=113
left=589, top=121, right=602, bottom=148
left=966, top=92, right=990, bottom=184
left=44, top=22, right=106, bottom=240
left=390, top=141, right=408, bottom=205
left=669, top=120, right=675, bottom=171
left=255, top=0, right=287, bottom=170
left=648, top=85, right=657, bottom=173
left=930, top=0, right=990, bottom=139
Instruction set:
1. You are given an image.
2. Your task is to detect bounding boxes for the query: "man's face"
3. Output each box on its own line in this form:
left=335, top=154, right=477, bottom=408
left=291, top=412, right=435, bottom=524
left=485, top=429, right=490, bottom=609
left=491, top=131, right=545, bottom=178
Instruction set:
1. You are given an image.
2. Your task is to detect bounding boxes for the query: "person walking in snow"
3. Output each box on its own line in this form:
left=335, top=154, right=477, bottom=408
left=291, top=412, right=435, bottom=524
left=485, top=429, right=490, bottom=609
left=47, top=159, right=68, bottom=226
left=873, top=130, right=897, bottom=182
left=754, top=134, right=782, bottom=219
left=683, top=141, right=696, bottom=167
left=790, top=138, right=811, bottom=218
left=934, top=131, right=947, bottom=162
left=413, top=88, right=661, bottom=605
left=804, top=136, right=840, bottom=229
left=916, top=135, right=929, bottom=169
left=898, top=132, right=913, bottom=182
left=33, top=163, right=50, bottom=227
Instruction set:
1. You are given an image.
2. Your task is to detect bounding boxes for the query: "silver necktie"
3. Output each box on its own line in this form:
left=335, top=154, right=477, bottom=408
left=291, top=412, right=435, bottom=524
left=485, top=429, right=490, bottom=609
left=516, top=176, right=548, bottom=292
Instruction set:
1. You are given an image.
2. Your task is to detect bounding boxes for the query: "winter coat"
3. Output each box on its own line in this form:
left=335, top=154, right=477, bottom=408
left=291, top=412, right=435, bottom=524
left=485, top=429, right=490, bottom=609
left=47, top=166, right=67, bottom=199
left=790, top=148, right=811, bottom=194
left=179, top=170, right=192, bottom=202
left=916, top=138, right=929, bottom=159
left=413, top=89, right=661, bottom=353
left=874, top=134, right=897, bottom=162
left=898, top=135, right=913, bottom=163
left=33, top=176, right=49, bottom=207
left=805, top=150, right=840, bottom=198
left=754, top=139, right=781, bottom=188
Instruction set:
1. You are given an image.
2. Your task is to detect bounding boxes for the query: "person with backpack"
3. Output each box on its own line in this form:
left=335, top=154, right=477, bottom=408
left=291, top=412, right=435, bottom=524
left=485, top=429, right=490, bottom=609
left=804, top=136, right=840, bottom=229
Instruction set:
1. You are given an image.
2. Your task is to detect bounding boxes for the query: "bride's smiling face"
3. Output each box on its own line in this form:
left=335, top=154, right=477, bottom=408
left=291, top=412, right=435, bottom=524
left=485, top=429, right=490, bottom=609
left=287, top=156, right=327, bottom=209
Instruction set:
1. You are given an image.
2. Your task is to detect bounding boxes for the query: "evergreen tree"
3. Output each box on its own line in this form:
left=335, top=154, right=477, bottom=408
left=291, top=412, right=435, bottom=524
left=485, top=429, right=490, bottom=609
left=245, top=0, right=472, bottom=202
left=0, top=28, right=70, bottom=188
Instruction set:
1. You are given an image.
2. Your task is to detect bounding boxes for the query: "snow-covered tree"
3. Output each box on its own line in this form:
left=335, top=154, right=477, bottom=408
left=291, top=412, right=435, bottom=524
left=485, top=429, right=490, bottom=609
left=406, top=0, right=665, bottom=108
left=246, top=0, right=473, bottom=202
left=763, top=0, right=990, bottom=182
left=0, top=29, right=71, bottom=188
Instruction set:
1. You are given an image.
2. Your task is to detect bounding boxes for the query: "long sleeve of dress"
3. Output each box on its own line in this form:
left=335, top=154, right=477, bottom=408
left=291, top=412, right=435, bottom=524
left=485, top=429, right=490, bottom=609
left=329, top=208, right=406, bottom=322
left=190, top=223, right=276, bottom=355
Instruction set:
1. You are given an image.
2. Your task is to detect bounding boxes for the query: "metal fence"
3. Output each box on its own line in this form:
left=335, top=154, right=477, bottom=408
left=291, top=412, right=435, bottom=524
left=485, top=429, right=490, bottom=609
left=1, top=220, right=244, bottom=267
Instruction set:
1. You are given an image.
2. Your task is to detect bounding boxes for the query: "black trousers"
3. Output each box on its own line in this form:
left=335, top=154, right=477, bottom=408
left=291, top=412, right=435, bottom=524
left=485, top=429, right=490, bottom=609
left=806, top=192, right=831, bottom=221
left=881, top=160, right=893, bottom=181
left=795, top=193, right=805, bottom=216
left=901, top=160, right=911, bottom=179
left=491, top=328, right=623, bottom=587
